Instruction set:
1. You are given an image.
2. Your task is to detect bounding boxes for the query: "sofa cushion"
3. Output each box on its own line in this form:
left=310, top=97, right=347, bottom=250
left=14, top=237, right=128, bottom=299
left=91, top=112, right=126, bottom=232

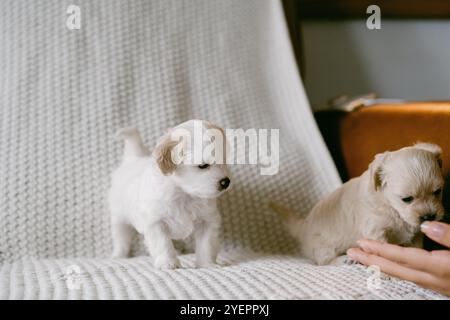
left=1, top=253, right=445, bottom=300
left=1, top=0, right=445, bottom=300
left=0, top=0, right=340, bottom=265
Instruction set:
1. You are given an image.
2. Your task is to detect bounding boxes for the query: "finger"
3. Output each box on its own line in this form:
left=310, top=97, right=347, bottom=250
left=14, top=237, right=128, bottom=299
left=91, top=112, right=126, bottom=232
left=357, top=239, right=434, bottom=272
left=421, top=222, right=450, bottom=247
left=347, top=248, right=434, bottom=288
left=348, top=248, right=448, bottom=295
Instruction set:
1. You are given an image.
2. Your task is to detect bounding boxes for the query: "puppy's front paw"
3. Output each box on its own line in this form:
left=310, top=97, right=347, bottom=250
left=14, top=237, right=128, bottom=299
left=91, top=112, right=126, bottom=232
left=330, top=255, right=359, bottom=266
left=154, top=255, right=181, bottom=270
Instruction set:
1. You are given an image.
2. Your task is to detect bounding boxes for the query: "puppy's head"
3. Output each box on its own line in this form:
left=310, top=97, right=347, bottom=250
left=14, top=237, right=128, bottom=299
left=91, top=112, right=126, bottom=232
left=152, top=119, right=230, bottom=199
left=369, top=143, right=445, bottom=228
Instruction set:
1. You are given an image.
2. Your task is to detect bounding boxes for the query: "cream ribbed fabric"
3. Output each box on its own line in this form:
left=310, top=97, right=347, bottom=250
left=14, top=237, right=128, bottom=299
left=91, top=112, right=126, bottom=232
left=0, top=0, right=445, bottom=299
left=1, top=253, right=446, bottom=300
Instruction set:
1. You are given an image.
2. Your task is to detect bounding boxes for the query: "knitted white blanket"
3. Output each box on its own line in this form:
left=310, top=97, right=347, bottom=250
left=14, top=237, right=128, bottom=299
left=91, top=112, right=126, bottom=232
left=0, top=0, right=445, bottom=299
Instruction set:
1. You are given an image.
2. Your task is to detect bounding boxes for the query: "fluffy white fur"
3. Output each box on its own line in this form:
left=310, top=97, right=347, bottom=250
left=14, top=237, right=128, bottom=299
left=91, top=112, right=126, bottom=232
left=109, top=120, right=230, bottom=269
left=271, top=143, right=445, bottom=265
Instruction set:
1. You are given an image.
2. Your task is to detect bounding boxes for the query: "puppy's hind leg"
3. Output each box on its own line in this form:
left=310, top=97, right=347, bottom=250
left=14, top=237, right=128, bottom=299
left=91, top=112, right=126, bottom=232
left=111, top=221, right=136, bottom=258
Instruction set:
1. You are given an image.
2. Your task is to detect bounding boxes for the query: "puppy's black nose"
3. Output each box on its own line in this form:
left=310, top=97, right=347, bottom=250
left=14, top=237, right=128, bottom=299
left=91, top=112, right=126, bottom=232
left=219, top=177, right=230, bottom=190
left=420, top=213, right=437, bottom=222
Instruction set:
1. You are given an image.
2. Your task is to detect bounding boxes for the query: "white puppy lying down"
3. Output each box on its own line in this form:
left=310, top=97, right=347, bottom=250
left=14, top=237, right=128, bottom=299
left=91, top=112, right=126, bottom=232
left=271, top=143, right=445, bottom=265
left=109, top=120, right=230, bottom=269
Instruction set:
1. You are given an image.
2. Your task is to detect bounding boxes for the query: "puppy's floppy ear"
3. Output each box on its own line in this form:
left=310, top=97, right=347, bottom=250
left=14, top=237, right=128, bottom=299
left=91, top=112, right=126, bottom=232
left=204, top=121, right=225, bottom=136
left=369, top=152, right=388, bottom=190
left=414, top=142, right=443, bottom=168
left=152, top=133, right=180, bottom=175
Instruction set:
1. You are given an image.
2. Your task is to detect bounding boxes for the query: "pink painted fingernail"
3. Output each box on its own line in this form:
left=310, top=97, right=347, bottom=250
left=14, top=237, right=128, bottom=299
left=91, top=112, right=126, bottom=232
left=421, top=222, right=445, bottom=239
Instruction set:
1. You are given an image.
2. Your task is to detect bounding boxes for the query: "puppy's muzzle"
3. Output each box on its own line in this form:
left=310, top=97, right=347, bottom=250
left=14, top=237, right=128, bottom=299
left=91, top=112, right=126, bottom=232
left=219, top=177, right=230, bottom=191
left=420, top=213, right=437, bottom=222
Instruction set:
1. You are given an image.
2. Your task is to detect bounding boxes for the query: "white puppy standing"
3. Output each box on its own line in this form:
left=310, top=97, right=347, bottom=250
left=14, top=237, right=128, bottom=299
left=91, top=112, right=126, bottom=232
left=271, top=143, right=445, bottom=265
left=109, top=120, right=230, bottom=269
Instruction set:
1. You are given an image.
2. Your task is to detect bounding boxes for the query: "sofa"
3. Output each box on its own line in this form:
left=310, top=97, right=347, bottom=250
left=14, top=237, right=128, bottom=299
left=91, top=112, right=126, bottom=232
left=0, top=0, right=447, bottom=300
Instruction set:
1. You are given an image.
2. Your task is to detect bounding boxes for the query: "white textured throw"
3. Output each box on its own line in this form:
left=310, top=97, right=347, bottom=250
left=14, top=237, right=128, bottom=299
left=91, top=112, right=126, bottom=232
left=0, top=0, right=446, bottom=299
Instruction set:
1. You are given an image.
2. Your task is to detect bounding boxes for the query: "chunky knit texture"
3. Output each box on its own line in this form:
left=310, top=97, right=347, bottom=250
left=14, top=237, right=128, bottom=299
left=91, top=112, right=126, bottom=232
left=0, top=0, right=446, bottom=299
left=1, top=253, right=446, bottom=300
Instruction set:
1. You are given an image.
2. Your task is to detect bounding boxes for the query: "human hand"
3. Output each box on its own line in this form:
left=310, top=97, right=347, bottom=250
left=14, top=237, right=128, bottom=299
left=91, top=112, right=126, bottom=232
left=347, top=221, right=450, bottom=297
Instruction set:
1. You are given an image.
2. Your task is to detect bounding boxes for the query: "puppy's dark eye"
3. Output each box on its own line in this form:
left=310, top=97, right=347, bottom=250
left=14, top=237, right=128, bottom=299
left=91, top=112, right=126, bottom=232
left=433, top=188, right=442, bottom=196
left=402, top=196, right=414, bottom=203
left=198, top=164, right=210, bottom=169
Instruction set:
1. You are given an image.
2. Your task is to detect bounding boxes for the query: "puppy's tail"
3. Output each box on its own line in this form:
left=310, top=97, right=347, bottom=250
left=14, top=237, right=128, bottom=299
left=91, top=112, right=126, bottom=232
left=268, top=201, right=304, bottom=236
left=116, top=127, right=150, bottom=158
